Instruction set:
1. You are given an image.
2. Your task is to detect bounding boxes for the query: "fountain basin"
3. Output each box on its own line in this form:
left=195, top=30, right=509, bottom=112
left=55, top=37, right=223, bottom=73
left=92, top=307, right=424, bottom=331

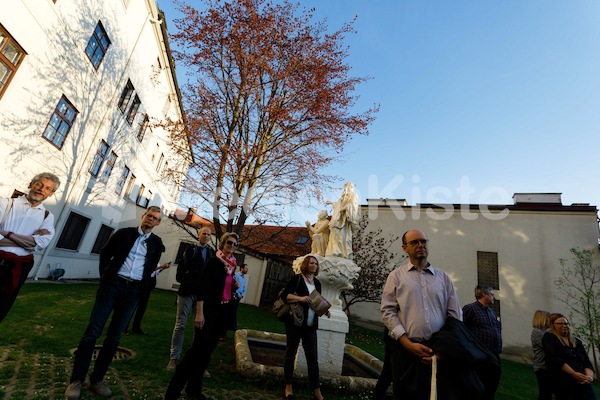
left=234, top=329, right=382, bottom=394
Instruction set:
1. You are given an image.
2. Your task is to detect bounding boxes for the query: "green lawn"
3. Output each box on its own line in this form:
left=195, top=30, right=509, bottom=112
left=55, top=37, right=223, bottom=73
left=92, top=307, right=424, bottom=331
left=0, top=282, right=598, bottom=399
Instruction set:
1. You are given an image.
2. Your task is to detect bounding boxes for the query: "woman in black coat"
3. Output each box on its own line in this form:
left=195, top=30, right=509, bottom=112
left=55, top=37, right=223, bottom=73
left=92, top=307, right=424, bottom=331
left=282, top=255, right=330, bottom=400
left=542, top=313, right=596, bottom=400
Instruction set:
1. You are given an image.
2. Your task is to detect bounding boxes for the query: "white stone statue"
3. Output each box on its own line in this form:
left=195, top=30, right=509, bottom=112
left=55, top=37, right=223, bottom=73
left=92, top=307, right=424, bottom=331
left=305, top=210, right=330, bottom=256
left=326, top=182, right=360, bottom=259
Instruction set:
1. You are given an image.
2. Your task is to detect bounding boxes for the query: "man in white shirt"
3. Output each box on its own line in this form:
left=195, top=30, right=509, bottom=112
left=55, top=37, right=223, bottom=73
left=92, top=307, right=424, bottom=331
left=381, top=229, right=462, bottom=400
left=0, top=172, right=60, bottom=322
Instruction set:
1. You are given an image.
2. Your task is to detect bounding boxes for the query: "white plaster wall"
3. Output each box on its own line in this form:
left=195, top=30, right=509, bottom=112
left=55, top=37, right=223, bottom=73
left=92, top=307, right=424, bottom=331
left=0, top=0, right=188, bottom=280
left=355, top=205, right=600, bottom=354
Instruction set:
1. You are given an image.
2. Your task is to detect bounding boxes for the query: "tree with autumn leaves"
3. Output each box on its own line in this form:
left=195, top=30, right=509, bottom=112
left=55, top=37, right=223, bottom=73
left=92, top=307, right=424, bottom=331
left=163, top=0, right=377, bottom=241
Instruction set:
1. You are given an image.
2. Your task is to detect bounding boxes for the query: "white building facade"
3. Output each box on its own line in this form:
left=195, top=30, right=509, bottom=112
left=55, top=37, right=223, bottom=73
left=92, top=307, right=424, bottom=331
left=354, top=194, right=600, bottom=354
left=0, top=0, right=190, bottom=280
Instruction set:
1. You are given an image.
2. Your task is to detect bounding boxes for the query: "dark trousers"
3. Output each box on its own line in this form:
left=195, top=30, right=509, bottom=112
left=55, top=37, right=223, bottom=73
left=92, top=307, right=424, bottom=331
left=70, top=280, right=140, bottom=384
left=554, top=378, right=597, bottom=400
left=126, top=286, right=153, bottom=332
left=534, top=369, right=554, bottom=400
left=476, top=352, right=501, bottom=400
left=390, top=340, right=464, bottom=400
left=284, top=320, right=320, bottom=390
left=165, top=303, right=226, bottom=399
left=230, top=298, right=241, bottom=330
left=373, top=333, right=392, bottom=400
left=0, top=254, right=34, bottom=323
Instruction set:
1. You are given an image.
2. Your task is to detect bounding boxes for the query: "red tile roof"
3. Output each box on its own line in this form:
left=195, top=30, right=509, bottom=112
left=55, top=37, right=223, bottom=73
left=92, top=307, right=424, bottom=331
left=171, top=209, right=311, bottom=261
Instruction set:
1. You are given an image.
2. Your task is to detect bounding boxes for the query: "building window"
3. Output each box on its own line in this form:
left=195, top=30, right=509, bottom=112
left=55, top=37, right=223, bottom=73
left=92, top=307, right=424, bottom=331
left=91, top=224, right=114, bottom=254
left=0, top=24, right=26, bottom=100
left=126, top=95, right=141, bottom=124
left=174, top=241, right=193, bottom=265
left=115, top=165, right=130, bottom=195
left=99, top=151, right=117, bottom=183
left=117, top=79, right=134, bottom=112
left=56, top=212, right=90, bottom=250
left=137, top=114, right=148, bottom=142
left=42, top=96, right=78, bottom=149
left=477, top=251, right=499, bottom=290
left=84, top=21, right=111, bottom=70
left=295, top=236, right=309, bottom=244
left=162, top=95, right=171, bottom=115
left=136, top=184, right=149, bottom=207
left=151, top=143, right=159, bottom=162
left=89, top=140, right=109, bottom=177
left=156, top=153, right=164, bottom=171
left=124, top=173, right=136, bottom=198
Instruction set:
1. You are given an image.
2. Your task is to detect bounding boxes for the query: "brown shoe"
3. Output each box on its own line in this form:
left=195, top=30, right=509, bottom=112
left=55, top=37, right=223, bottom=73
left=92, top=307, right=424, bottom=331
left=166, top=359, right=177, bottom=372
left=65, top=381, right=82, bottom=400
left=87, top=381, right=113, bottom=397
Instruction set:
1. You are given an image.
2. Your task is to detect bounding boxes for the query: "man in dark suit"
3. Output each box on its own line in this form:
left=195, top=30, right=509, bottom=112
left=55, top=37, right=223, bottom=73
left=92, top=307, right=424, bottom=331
left=166, top=226, right=215, bottom=371
left=65, top=206, right=168, bottom=400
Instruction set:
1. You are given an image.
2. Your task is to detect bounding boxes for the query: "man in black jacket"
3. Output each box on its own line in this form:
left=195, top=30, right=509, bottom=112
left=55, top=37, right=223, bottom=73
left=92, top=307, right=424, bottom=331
left=65, top=207, right=167, bottom=400
left=166, top=226, right=215, bottom=371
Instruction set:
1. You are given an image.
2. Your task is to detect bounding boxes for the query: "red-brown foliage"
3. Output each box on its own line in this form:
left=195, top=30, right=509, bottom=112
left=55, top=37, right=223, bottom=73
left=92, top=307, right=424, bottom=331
left=166, top=0, right=378, bottom=239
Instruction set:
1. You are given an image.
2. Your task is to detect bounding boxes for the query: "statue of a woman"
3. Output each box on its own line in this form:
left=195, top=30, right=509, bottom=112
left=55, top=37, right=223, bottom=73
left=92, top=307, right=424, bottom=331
left=305, top=210, right=330, bottom=256
left=326, top=182, right=360, bottom=259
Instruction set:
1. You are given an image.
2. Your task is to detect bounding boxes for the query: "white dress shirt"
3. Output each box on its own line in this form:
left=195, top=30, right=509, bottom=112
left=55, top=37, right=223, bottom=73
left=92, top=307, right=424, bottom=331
left=381, top=262, right=462, bottom=342
left=0, top=196, right=55, bottom=255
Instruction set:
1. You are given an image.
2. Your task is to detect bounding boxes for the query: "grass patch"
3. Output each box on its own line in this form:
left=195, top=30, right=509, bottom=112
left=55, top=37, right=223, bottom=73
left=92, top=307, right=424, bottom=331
left=1, top=282, right=599, bottom=399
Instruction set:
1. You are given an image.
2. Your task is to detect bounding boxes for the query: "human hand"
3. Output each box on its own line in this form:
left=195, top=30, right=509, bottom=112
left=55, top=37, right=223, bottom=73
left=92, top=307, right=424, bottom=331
left=194, top=312, right=205, bottom=329
left=574, top=372, right=593, bottom=384
left=402, top=340, right=434, bottom=364
left=33, top=229, right=51, bottom=236
left=325, top=310, right=331, bottom=318
left=157, top=262, right=171, bottom=271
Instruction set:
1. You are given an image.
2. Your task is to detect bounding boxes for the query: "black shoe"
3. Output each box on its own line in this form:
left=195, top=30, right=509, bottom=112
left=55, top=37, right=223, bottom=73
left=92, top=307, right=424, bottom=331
left=186, top=393, right=207, bottom=400
left=284, top=394, right=295, bottom=400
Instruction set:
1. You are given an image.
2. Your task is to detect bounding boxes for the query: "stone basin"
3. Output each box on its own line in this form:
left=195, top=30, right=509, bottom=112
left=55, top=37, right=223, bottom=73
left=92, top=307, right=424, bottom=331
left=234, top=329, right=383, bottom=394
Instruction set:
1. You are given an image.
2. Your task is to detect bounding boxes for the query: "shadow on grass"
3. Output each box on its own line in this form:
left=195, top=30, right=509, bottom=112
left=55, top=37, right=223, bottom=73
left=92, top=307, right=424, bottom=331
left=1, top=282, right=598, bottom=399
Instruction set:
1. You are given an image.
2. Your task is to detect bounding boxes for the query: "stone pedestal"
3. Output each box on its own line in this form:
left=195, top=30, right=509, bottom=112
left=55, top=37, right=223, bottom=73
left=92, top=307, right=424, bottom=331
left=293, top=255, right=360, bottom=375
left=296, top=305, right=348, bottom=374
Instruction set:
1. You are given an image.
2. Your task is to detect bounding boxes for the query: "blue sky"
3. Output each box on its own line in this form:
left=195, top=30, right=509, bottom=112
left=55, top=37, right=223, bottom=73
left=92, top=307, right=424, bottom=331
left=157, top=0, right=600, bottom=225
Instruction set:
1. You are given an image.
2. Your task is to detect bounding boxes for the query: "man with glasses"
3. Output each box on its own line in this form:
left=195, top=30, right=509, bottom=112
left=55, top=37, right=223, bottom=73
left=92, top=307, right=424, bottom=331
left=65, top=207, right=169, bottom=400
left=463, top=285, right=502, bottom=399
left=381, top=229, right=462, bottom=400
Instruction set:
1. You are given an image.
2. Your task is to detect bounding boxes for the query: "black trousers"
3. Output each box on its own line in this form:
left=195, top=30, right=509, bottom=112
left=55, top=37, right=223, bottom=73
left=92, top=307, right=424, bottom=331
left=164, top=303, right=227, bottom=399
left=475, top=352, right=501, bottom=400
left=284, top=320, right=320, bottom=389
left=373, top=332, right=392, bottom=400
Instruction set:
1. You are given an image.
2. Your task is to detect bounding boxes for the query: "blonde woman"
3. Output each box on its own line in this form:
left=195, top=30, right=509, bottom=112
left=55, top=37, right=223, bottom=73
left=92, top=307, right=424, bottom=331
left=541, top=313, right=596, bottom=400
left=531, top=310, right=552, bottom=400
left=281, top=256, right=330, bottom=400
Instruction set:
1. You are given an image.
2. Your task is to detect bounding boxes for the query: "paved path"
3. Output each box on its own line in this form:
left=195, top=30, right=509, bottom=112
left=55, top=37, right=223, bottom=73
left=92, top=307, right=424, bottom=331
left=0, top=343, right=281, bottom=400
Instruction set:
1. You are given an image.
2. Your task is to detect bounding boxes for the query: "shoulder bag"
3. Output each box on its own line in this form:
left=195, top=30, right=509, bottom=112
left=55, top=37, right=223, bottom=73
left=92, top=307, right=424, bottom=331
left=272, top=275, right=302, bottom=323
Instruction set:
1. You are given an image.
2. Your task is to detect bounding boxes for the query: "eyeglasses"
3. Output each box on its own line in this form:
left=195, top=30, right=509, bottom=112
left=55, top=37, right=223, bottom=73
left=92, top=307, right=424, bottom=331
left=226, top=240, right=238, bottom=247
left=405, top=239, right=429, bottom=246
left=554, top=322, right=570, bottom=326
